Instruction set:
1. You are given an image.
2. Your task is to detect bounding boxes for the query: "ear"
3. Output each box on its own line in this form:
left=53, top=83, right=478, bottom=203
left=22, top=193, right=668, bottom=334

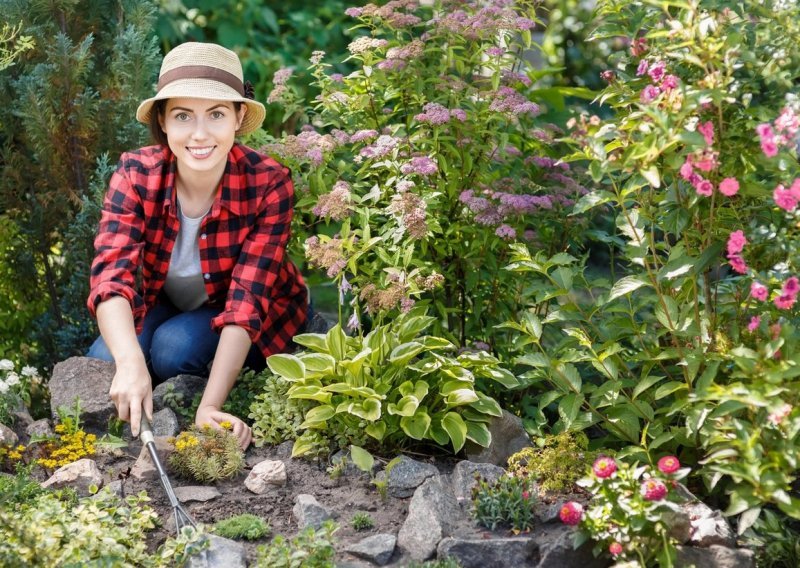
left=236, top=104, right=248, bottom=130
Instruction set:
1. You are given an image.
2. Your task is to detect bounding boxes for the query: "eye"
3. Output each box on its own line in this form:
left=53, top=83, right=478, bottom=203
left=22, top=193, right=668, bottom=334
left=210, top=110, right=225, bottom=119
left=175, top=112, right=190, bottom=121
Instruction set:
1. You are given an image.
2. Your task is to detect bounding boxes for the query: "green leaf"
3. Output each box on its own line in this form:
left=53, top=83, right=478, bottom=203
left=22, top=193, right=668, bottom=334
left=387, top=396, right=421, bottom=416
left=655, top=297, right=680, bottom=331
left=389, top=342, right=426, bottom=366
left=365, top=421, right=386, bottom=441
left=401, top=411, right=431, bottom=440
left=291, top=333, right=329, bottom=352
left=572, top=190, right=614, bottom=214
left=336, top=398, right=382, bottom=421
left=398, top=315, right=436, bottom=342
left=558, top=393, right=582, bottom=426
left=300, top=405, right=335, bottom=429
left=428, top=420, right=450, bottom=446
left=445, top=389, right=480, bottom=406
left=654, top=381, right=687, bottom=400
left=287, top=385, right=332, bottom=404
left=641, top=165, right=661, bottom=188
left=465, top=421, right=491, bottom=447
left=482, top=367, right=520, bottom=388
left=608, top=275, right=649, bottom=302
left=516, top=353, right=549, bottom=368
left=633, top=375, right=667, bottom=400
left=299, top=353, right=337, bottom=376
left=267, top=354, right=306, bottom=381
left=556, top=363, right=582, bottom=392
left=291, top=436, right=316, bottom=458
left=442, top=412, right=468, bottom=452
left=469, top=393, right=503, bottom=417
left=326, top=325, right=347, bottom=360
left=350, top=445, right=374, bottom=473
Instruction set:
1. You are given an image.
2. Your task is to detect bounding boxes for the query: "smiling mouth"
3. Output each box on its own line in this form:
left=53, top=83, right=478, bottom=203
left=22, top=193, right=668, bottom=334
left=187, top=146, right=214, bottom=157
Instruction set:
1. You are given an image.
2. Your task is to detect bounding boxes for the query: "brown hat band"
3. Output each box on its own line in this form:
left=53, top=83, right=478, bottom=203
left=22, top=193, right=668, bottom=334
left=157, top=65, right=244, bottom=96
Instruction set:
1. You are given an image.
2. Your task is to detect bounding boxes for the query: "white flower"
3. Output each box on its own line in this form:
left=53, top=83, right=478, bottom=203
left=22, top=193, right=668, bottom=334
left=21, top=366, right=38, bottom=378
left=4, top=372, right=19, bottom=387
left=0, top=359, right=13, bottom=372
left=0, top=381, right=8, bottom=394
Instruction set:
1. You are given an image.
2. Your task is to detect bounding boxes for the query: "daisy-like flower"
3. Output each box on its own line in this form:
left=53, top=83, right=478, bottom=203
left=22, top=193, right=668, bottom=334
left=559, top=501, right=583, bottom=525
left=641, top=478, right=668, bottom=501
left=592, top=456, right=617, bottom=478
left=657, top=455, right=680, bottom=474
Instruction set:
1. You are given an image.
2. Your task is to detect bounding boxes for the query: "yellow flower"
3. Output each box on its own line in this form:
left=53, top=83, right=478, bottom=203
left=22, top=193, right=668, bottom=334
left=219, top=421, right=233, bottom=430
left=54, top=424, right=66, bottom=433
left=16, top=445, right=25, bottom=452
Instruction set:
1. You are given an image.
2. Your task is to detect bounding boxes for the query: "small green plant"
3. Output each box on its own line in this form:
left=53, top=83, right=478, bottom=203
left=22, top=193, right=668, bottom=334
left=249, top=371, right=313, bottom=447
left=743, top=509, right=800, bottom=568
left=168, top=424, right=245, bottom=484
left=213, top=513, right=270, bottom=541
left=405, top=558, right=462, bottom=568
left=351, top=512, right=374, bottom=531
left=371, top=477, right=388, bottom=501
left=507, top=431, right=597, bottom=493
left=326, top=459, right=347, bottom=481
left=472, top=473, right=537, bottom=533
left=254, top=520, right=338, bottom=568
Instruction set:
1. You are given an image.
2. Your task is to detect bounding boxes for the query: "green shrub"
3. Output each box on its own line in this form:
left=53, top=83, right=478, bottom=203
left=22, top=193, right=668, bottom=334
left=249, top=370, right=312, bottom=447
left=472, top=473, right=537, bottom=533
left=350, top=512, right=374, bottom=531
left=506, top=431, right=596, bottom=493
left=168, top=425, right=245, bottom=484
left=743, top=509, right=800, bottom=568
left=254, top=520, right=338, bottom=568
left=214, top=514, right=270, bottom=541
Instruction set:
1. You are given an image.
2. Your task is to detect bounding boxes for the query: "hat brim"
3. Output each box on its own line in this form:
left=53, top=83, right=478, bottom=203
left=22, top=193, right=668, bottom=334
left=136, top=78, right=266, bottom=136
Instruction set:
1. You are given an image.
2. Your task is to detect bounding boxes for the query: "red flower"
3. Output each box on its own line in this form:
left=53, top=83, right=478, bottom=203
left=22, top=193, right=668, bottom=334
left=593, top=456, right=617, bottom=478
left=657, top=456, right=680, bottom=474
left=522, top=491, right=530, bottom=500
left=609, top=542, right=623, bottom=556
left=642, top=478, right=668, bottom=501
left=559, top=501, right=583, bottom=525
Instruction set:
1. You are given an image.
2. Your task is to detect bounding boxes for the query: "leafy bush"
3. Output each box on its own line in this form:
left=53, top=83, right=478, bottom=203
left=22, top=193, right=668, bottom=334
left=262, top=309, right=515, bottom=457
left=350, top=511, right=374, bottom=531
left=506, top=431, right=596, bottom=493
left=213, top=513, right=270, bottom=541
left=168, top=424, right=245, bottom=483
left=249, top=370, right=313, bottom=447
left=254, top=520, right=338, bottom=568
left=743, top=509, right=800, bottom=568
left=472, top=473, right=536, bottom=533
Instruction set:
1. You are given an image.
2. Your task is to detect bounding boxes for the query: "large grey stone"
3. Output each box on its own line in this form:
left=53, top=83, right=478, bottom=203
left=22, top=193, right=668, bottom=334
left=26, top=418, right=53, bottom=439
left=684, top=503, right=735, bottom=547
left=49, top=357, right=116, bottom=433
left=397, top=475, right=460, bottom=561
left=41, top=458, right=103, bottom=496
left=376, top=455, right=438, bottom=498
left=305, top=312, right=334, bottom=334
left=152, top=374, right=207, bottom=411
left=185, top=534, right=247, bottom=568
left=450, top=460, right=506, bottom=504
left=661, top=501, right=692, bottom=544
left=675, top=544, right=755, bottom=568
left=174, top=486, right=222, bottom=503
left=344, top=533, right=397, bottom=566
left=438, top=536, right=538, bottom=568
left=0, top=423, right=18, bottom=446
left=533, top=523, right=608, bottom=568
left=293, top=494, right=334, bottom=529
left=123, top=407, right=180, bottom=439
left=465, top=409, right=531, bottom=466
left=131, top=437, right=173, bottom=481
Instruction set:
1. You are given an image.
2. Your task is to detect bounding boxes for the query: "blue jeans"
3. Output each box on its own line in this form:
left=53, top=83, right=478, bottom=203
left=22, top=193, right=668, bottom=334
left=87, top=300, right=268, bottom=383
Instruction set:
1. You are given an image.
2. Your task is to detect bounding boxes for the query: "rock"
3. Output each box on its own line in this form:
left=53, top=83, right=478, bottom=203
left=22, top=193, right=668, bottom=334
left=344, top=533, right=397, bottom=566
left=397, top=475, right=460, bottom=561
left=465, top=409, right=531, bottom=466
left=11, top=410, right=33, bottom=439
left=123, top=407, right=180, bottom=439
left=376, top=455, right=438, bottom=498
left=174, top=486, right=222, bottom=503
left=152, top=374, right=207, bottom=411
left=41, top=458, right=103, bottom=496
left=245, top=460, right=287, bottom=494
left=185, top=534, right=247, bottom=568
left=661, top=501, right=692, bottom=544
left=26, top=418, right=53, bottom=439
left=689, top=509, right=736, bottom=548
left=305, top=312, right=334, bottom=334
left=131, top=437, right=173, bottom=481
left=0, top=423, right=18, bottom=446
left=106, top=480, right=124, bottom=499
left=450, top=460, right=505, bottom=504
left=49, top=357, right=116, bottom=433
left=293, top=494, right=334, bottom=529
left=675, top=544, right=755, bottom=568
left=438, top=536, right=538, bottom=568
left=533, top=523, right=607, bottom=568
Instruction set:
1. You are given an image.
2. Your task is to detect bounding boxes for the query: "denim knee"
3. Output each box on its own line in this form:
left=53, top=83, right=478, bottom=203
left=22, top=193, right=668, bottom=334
left=149, top=328, right=214, bottom=381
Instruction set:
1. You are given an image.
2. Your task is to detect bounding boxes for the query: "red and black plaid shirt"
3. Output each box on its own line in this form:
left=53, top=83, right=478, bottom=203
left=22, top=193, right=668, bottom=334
left=88, top=143, right=308, bottom=358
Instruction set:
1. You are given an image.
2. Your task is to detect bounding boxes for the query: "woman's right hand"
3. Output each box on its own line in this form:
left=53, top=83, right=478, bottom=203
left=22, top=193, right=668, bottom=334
left=109, top=357, right=153, bottom=437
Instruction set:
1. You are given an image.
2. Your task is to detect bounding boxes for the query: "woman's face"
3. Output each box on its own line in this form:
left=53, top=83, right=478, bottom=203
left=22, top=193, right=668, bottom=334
left=159, top=97, right=246, bottom=178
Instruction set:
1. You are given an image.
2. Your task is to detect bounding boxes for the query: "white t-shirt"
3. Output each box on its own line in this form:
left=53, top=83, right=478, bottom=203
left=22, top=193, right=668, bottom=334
left=162, top=201, right=210, bottom=311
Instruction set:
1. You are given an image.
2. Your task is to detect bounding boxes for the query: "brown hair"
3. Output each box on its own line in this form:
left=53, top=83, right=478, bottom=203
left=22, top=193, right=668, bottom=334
left=147, top=99, right=244, bottom=147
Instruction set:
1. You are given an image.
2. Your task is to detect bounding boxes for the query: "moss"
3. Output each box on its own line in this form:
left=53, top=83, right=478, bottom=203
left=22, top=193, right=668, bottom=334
left=213, top=513, right=270, bottom=540
left=507, top=431, right=596, bottom=493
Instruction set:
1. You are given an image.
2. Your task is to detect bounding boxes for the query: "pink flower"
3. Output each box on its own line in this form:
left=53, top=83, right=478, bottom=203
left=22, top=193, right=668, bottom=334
left=774, top=184, right=798, bottom=211
left=695, top=179, right=714, bottom=197
left=593, top=456, right=617, bottom=478
left=774, top=294, right=796, bottom=310
left=762, top=139, right=778, bottom=157
left=641, top=478, right=668, bottom=501
left=698, top=121, right=715, bottom=146
left=559, top=501, right=583, bottom=525
left=693, top=151, right=719, bottom=172
left=751, top=282, right=768, bottom=301
left=718, top=177, right=739, bottom=197
left=648, top=60, right=666, bottom=83
left=640, top=85, right=660, bottom=103
left=609, top=542, right=624, bottom=557
left=636, top=59, right=649, bottom=76
left=768, top=403, right=792, bottom=426
left=630, top=37, right=648, bottom=57
left=747, top=315, right=761, bottom=332
left=657, top=456, right=681, bottom=474
left=522, top=491, right=530, bottom=500
left=728, top=255, right=748, bottom=274
left=784, top=277, right=800, bottom=295
left=791, top=178, right=800, bottom=200
left=679, top=160, right=694, bottom=180
left=661, top=74, right=679, bottom=90
left=600, top=70, right=616, bottom=83
left=495, top=224, right=517, bottom=240
left=727, top=230, right=747, bottom=255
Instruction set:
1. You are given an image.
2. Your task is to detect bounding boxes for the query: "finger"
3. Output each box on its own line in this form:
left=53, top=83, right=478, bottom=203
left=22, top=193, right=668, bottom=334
left=143, top=392, right=153, bottom=422
left=232, top=421, right=243, bottom=438
left=130, top=400, right=142, bottom=437
left=240, top=428, right=252, bottom=451
left=117, top=399, right=130, bottom=423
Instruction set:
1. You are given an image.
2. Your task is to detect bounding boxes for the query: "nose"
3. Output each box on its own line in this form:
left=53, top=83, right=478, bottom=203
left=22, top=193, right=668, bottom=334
left=190, top=117, right=210, bottom=140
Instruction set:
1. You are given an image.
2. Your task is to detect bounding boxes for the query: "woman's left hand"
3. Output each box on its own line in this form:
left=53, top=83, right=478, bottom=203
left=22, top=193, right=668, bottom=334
left=195, top=405, right=252, bottom=450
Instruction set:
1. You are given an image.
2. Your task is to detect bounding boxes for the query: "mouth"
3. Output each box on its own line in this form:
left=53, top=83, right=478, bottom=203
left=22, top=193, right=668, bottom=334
left=187, top=146, right=215, bottom=159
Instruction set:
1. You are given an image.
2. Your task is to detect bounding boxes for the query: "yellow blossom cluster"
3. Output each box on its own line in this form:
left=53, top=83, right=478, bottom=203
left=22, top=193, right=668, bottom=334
left=219, top=421, right=233, bottom=430
left=0, top=443, right=26, bottom=463
left=36, top=427, right=96, bottom=470
left=170, top=432, right=199, bottom=452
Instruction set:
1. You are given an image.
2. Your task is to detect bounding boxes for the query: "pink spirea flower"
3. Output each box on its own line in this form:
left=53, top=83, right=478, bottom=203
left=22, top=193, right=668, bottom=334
left=648, top=60, right=666, bottom=83
left=495, top=224, right=516, bottom=240
left=695, top=179, right=714, bottom=197
left=640, top=85, right=660, bottom=103
left=728, top=255, right=748, bottom=274
left=641, top=478, right=668, bottom=501
left=401, top=156, right=438, bottom=176
left=609, top=542, right=624, bottom=557
left=698, top=121, right=715, bottom=146
left=751, top=282, right=768, bottom=301
left=344, top=7, right=363, bottom=17
left=661, top=74, right=679, bottom=90
left=657, top=456, right=681, bottom=474
left=727, top=230, right=747, bottom=255
left=593, top=456, right=617, bottom=478
left=559, top=501, right=583, bottom=525
left=747, top=315, right=761, bottom=332
left=774, top=184, right=798, bottom=211
left=718, top=177, right=740, bottom=197
left=762, top=140, right=779, bottom=157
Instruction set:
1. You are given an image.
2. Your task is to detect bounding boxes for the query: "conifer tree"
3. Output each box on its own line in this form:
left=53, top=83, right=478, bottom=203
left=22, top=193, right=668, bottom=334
left=0, top=0, right=160, bottom=366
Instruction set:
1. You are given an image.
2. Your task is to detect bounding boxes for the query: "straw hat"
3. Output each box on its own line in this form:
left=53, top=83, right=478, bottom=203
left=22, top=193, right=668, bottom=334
left=136, top=42, right=266, bottom=136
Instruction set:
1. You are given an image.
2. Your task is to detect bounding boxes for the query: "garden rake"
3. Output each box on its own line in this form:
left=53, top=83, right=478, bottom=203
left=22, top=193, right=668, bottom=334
left=139, top=412, right=197, bottom=533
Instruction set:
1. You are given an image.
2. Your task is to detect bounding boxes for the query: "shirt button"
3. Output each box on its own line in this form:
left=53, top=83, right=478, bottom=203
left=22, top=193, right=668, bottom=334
left=204, top=273, right=211, bottom=280
left=200, top=233, right=207, bottom=240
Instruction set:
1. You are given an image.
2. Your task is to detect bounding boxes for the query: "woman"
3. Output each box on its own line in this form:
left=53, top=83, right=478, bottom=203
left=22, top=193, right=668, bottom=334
left=86, top=42, right=308, bottom=449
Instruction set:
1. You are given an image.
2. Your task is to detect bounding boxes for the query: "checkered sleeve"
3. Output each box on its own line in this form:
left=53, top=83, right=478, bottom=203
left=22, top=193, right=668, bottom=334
left=210, top=167, right=295, bottom=342
left=86, top=158, right=147, bottom=325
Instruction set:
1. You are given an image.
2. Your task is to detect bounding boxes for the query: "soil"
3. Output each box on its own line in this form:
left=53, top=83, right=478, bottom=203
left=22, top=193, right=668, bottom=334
left=96, top=438, right=486, bottom=566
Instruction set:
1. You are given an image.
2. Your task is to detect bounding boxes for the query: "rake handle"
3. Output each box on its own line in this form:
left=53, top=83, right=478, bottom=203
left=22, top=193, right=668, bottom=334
left=140, top=414, right=180, bottom=509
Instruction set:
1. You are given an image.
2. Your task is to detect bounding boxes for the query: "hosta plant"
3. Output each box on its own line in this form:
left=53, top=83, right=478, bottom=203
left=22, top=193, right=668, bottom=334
left=263, top=308, right=517, bottom=457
